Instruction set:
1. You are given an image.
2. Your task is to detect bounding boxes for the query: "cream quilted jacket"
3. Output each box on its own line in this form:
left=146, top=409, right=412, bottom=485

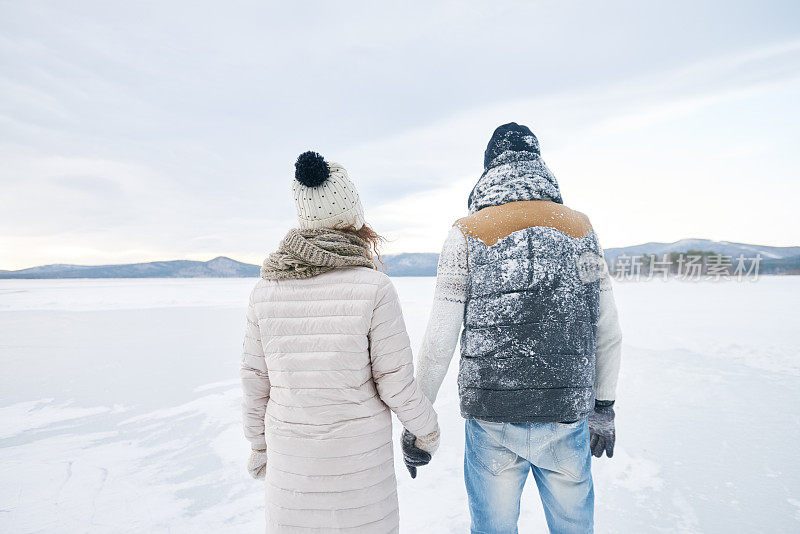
left=241, top=266, right=438, bottom=533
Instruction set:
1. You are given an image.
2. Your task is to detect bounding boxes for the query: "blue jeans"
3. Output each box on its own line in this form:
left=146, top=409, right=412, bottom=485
left=464, top=418, right=594, bottom=534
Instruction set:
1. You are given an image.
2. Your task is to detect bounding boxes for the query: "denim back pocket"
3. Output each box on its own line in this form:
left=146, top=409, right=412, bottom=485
left=469, top=420, right=517, bottom=476
left=551, top=420, right=589, bottom=479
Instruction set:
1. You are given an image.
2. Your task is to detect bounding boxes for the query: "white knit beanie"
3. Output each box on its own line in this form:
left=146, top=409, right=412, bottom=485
left=292, top=151, right=366, bottom=230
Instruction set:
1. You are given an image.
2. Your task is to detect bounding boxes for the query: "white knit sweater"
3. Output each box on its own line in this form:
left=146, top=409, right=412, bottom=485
left=415, top=226, right=623, bottom=404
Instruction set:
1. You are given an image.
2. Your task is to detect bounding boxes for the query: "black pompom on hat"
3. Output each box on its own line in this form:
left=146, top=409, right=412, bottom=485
left=294, top=151, right=330, bottom=187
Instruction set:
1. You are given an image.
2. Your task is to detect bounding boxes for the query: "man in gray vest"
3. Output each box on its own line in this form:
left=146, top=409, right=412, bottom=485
left=402, top=122, right=623, bottom=533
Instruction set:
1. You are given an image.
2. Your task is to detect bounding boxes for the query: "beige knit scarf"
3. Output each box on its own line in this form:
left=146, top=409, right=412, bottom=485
left=260, top=228, right=376, bottom=280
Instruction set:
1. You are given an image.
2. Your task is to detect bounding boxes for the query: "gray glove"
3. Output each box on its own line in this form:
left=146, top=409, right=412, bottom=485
left=401, top=429, right=432, bottom=479
left=588, top=401, right=615, bottom=458
left=247, top=448, right=267, bottom=479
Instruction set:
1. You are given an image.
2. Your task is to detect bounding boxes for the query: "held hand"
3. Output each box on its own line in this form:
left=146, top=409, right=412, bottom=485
left=401, top=429, right=432, bottom=479
left=247, top=449, right=268, bottom=479
left=588, top=403, right=616, bottom=458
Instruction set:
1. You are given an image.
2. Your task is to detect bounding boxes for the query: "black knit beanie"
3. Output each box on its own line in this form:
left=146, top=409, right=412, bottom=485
left=468, top=121, right=562, bottom=212
left=483, top=122, right=541, bottom=170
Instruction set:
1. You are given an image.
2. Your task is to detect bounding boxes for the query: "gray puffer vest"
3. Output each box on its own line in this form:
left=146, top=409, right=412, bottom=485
left=458, top=227, right=602, bottom=423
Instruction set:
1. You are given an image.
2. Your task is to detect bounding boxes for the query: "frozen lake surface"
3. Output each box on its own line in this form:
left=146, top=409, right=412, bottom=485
left=1, top=277, right=799, bottom=533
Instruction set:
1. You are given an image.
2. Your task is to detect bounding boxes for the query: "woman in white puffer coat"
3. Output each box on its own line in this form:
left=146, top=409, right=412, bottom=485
left=240, top=151, right=440, bottom=533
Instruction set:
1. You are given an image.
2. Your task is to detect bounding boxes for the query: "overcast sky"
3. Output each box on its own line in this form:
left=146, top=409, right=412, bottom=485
left=2, top=0, right=800, bottom=269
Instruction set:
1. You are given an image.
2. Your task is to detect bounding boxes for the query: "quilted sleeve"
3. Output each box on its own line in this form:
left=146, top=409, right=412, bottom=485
left=240, top=287, right=270, bottom=450
left=369, top=277, right=439, bottom=437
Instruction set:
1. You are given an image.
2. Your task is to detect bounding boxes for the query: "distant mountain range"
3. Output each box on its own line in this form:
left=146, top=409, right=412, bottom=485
left=378, top=253, right=439, bottom=276
left=0, top=256, right=259, bottom=279
left=601, top=239, right=800, bottom=263
left=1, top=239, right=798, bottom=278
left=0, top=254, right=441, bottom=279
left=602, top=239, right=800, bottom=276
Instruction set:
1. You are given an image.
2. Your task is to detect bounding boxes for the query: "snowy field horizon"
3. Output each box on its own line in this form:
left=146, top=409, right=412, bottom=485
left=2, top=237, right=800, bottom=279
left=1, top=277, right=799, bottom=532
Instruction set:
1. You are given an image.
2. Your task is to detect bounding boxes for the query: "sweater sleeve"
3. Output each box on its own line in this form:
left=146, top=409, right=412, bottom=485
left=594, top=271, right=623, bottom=402
left=415, top=226, right=468, bottom=403
left=369, top=277, right=439, bottom=437
left=240, top=288, right=270, bottom=450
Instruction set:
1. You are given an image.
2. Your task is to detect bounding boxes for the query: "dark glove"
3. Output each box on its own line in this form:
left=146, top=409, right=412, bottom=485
left=588, top=401, right=615, bottom=458
left=401, top=429, right=432, bottom=479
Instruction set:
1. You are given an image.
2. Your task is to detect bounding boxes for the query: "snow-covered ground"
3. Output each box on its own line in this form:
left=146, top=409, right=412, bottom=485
left=1, top=277, right=799, bottom=533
